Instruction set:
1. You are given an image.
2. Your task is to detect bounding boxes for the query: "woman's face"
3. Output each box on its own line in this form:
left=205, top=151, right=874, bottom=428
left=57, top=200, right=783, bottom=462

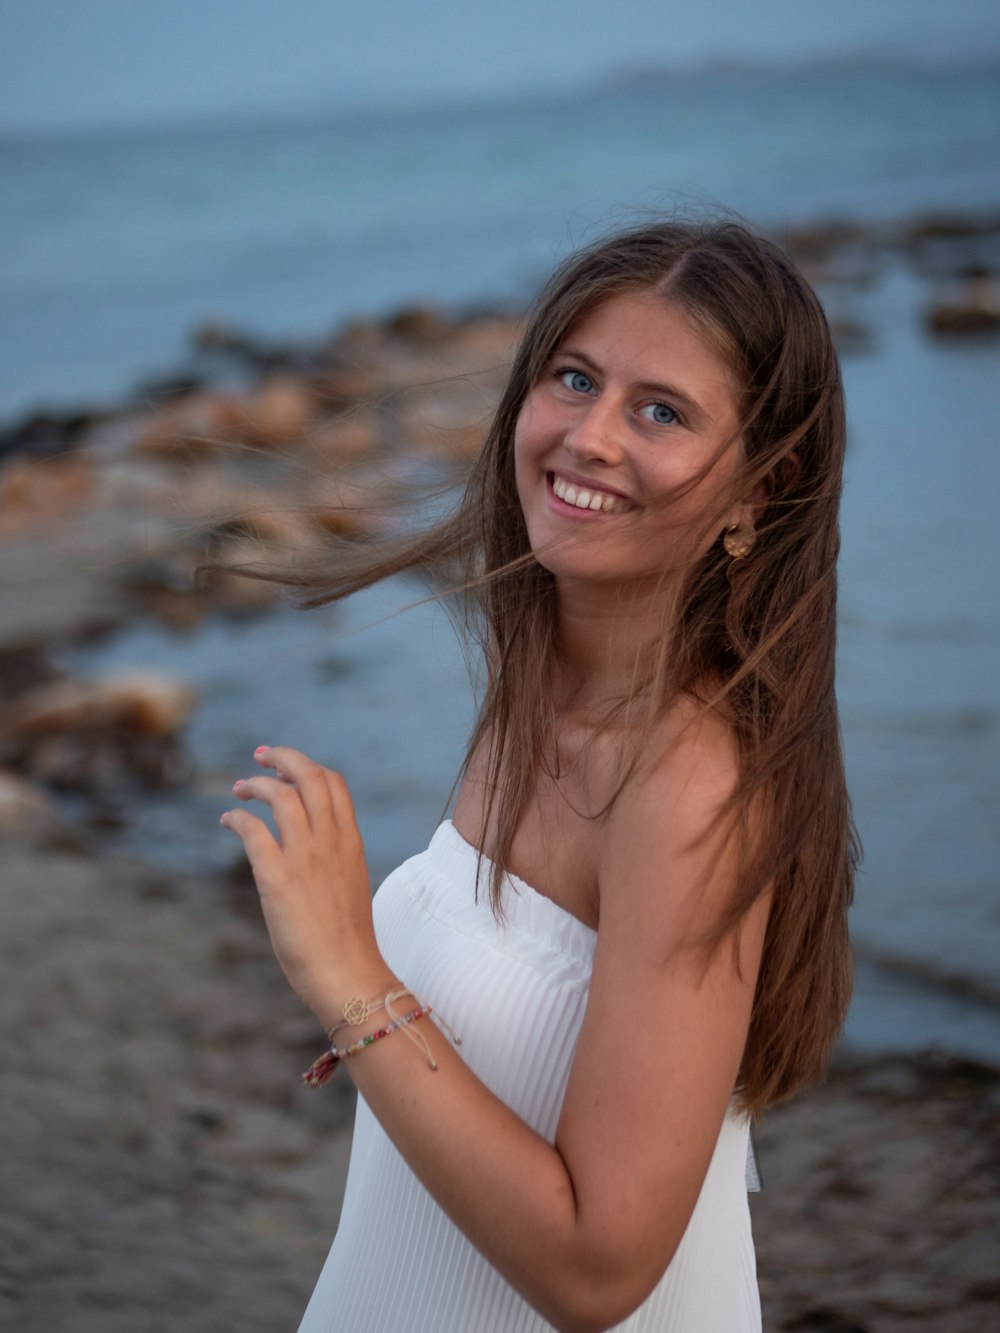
left=513, top=289, right=749, bottom=594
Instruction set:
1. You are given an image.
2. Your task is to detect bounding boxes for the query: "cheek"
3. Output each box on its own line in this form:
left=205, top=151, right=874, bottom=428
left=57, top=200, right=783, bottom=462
left=512, top=399, right=545, bottom=490
left=648, top=435, right=743, bottom=512
left=513, top=395, right=540, bottom=448
left=512, top=426, right=528, bottom=505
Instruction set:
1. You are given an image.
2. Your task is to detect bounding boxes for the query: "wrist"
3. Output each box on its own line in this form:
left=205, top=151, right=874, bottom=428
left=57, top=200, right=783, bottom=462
left=308, top=960, right=400, bottom=1037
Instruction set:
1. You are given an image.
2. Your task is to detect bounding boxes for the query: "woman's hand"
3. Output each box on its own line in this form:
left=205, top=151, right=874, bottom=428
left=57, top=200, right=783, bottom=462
left=219, top=746, right=393, bottom=1030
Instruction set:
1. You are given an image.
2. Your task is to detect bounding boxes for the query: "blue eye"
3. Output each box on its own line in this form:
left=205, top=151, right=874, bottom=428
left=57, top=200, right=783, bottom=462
left=559, top=369, right=595, bottom=395
left=641, top=401, right=678, bottom=426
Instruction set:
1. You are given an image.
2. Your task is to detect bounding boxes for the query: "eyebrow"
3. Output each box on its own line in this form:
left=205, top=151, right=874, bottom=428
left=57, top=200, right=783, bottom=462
left=553, top=346, right=713, bottom=425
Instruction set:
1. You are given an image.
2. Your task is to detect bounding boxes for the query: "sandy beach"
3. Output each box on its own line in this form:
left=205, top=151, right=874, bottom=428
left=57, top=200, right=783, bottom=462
left=1, top=215, right=998, bottom=1330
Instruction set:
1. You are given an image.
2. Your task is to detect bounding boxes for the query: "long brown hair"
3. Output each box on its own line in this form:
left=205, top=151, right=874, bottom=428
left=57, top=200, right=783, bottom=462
left=232, top=217, right=857, bottom=1113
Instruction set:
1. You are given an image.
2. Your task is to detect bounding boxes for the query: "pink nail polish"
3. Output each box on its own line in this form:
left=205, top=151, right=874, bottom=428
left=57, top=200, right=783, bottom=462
left=254, top=746, right=270, bottom=755
left=233, top=779, right=245, bottom=789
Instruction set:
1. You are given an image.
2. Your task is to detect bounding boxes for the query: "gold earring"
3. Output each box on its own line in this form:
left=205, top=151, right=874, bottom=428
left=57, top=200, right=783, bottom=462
left=723, top=524, right=756, bottom=559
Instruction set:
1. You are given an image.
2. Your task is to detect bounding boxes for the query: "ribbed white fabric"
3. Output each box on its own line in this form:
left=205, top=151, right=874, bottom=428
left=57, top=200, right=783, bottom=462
left=298, top=821, right=761, bottom=1333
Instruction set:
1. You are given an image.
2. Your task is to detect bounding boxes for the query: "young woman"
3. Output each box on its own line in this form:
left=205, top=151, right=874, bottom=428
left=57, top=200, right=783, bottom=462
left=220, top=218, right=857, bottom=1332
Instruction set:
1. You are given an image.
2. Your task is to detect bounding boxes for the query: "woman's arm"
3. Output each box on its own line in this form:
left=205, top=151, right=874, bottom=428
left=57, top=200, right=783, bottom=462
left=221, top=723, right=768, bottom=1333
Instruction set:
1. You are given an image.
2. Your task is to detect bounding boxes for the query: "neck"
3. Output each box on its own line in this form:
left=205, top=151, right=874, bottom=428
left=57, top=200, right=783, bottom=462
left=551, top=576, right=676, bottom=710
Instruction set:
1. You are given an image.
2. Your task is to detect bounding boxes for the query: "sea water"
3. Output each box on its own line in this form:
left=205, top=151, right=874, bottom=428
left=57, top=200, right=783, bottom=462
left=2, top=59, right=999, bottom=418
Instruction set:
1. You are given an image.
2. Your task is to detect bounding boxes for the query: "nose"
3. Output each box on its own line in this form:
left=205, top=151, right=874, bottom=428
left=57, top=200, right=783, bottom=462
left=564, top=397, right=625, bottom=467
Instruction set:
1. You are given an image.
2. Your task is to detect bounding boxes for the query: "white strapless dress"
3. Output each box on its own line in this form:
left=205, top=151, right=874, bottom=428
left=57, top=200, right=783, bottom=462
left=298, top=821, right=761, bottom=1332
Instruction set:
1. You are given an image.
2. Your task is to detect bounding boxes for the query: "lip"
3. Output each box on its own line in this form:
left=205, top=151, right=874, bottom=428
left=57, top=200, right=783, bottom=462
left=544, top=470, right=635, bottom=520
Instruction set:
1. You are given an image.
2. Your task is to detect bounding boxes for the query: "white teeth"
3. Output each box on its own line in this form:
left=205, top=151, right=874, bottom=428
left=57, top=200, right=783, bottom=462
left=552, top=474, right=627, bottom=513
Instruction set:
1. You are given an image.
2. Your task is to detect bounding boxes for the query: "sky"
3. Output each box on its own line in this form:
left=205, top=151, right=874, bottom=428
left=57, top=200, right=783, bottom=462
left=2, top=0, right=999, bottom=135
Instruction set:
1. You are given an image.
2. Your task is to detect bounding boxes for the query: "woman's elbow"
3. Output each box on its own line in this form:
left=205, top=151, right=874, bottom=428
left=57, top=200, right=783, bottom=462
left=547, top=1308, right=626, bottom=1333
left=539, top=1246, right=675, bottom=1333
left=543, top=1288, right=648, bottom=1333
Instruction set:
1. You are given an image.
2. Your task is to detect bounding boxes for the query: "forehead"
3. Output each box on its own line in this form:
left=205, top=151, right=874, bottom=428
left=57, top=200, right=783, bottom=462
left=561, top=290, right=736, bottom=390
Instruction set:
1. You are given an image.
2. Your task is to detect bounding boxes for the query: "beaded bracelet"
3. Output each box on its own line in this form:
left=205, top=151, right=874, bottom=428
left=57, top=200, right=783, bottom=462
left=302, top=1007, right=430, bottom=1089
left=340, top=1005, right=427, bottom=1056
left=302, top=989, right=460, bottom=1090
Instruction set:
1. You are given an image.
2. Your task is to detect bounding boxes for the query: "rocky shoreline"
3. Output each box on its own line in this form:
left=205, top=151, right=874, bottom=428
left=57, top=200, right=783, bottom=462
left=2, top=210, right=999, bottom=831
left=2, top=207, right=998, bottom=1330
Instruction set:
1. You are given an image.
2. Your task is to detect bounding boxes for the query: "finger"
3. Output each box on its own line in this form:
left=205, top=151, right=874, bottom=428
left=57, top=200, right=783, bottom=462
left=252, top=747, right=300, bottom=788
left=219, top=806, right=281, bottom=870
left=232, top=775, right=310, bottom=840
left=254, top=746, right=337, bottom=830
left=253, top=746, right=293, bottom=782
left=322, top=766, right=359, bottom=827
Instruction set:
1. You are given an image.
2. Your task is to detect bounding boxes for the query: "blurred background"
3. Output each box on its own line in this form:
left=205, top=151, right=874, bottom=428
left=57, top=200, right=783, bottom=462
left=2, top=3, right=999, bottom=1329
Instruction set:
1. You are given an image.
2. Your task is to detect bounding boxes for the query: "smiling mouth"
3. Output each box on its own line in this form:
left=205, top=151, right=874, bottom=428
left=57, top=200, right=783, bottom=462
left=550, top=473, right=632, bottom=514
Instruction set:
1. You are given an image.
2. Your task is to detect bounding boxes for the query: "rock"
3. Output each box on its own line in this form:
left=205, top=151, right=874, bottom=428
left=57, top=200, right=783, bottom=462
left=0, top=407, right=112, bottom=461
left=241, top=376, right=318, bottom=446
left=206, top=508, right=314, bottom=550
left=135, top=377, right=321, bottom=457
left=440, top=315, right=523, bottom=371
left=0, top=454, right=95, bottom=538
left=305, top=411, right=381, bottom=466
left=85, top=455, right=194, bottom=516
left=306, top=479, right=377, bottom=540
left=191, top=554, right=284, bottom=618
left=0, top=673, right=198, bottom=792
left=131, top=371, right=204, bottom=405
left=905, top=213, right=1000, bottom=243
left=384, top=305, right=451, bottom=341
left=783, top=221, right=882, bottom=288
left=902, top=213, right=1000, bottom=280
left=121, top=550, right=273, bottom=626
left=394, top=381, right=493, bottom=461
left=188, top=321, right=274, bottom=367
left=0, top=644, right=58, bottom=705
left=0, top=768, right=57, bottom=833
left=308, top=363, right=378, bottom=410
left=133, top=390, right=249, bottom=457
left=191, top=320, right=262, bottom=355
left=329, top=318, right=384, bottom=359
left=926, top=270, right=1000, bottom=336
left=0, top=673, right=197, bottom=746
left=189, top=321, right=300, bottom=372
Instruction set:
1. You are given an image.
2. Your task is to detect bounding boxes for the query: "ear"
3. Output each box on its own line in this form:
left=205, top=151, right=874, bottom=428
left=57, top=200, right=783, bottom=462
left=724, top=499, right=757, bottom=537
left=726, top=449, right=800, bottom=534
left=723, top=483, right=766, bottom=541
left=772, top=449, right=802, bottom=501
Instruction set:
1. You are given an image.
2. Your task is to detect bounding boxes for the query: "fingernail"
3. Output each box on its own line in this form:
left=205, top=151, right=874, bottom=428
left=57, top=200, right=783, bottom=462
left=233, top=779, right=246, bottom=790
left=254, top=746, right=270, bottom=755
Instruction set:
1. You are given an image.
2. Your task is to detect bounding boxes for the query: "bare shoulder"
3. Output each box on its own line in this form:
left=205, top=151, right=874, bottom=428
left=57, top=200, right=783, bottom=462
left=607, top=695, right=741, bottom=855
left=647, top=693, right=740, bottom=805
left=598, top=697, right=760, bottom=951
